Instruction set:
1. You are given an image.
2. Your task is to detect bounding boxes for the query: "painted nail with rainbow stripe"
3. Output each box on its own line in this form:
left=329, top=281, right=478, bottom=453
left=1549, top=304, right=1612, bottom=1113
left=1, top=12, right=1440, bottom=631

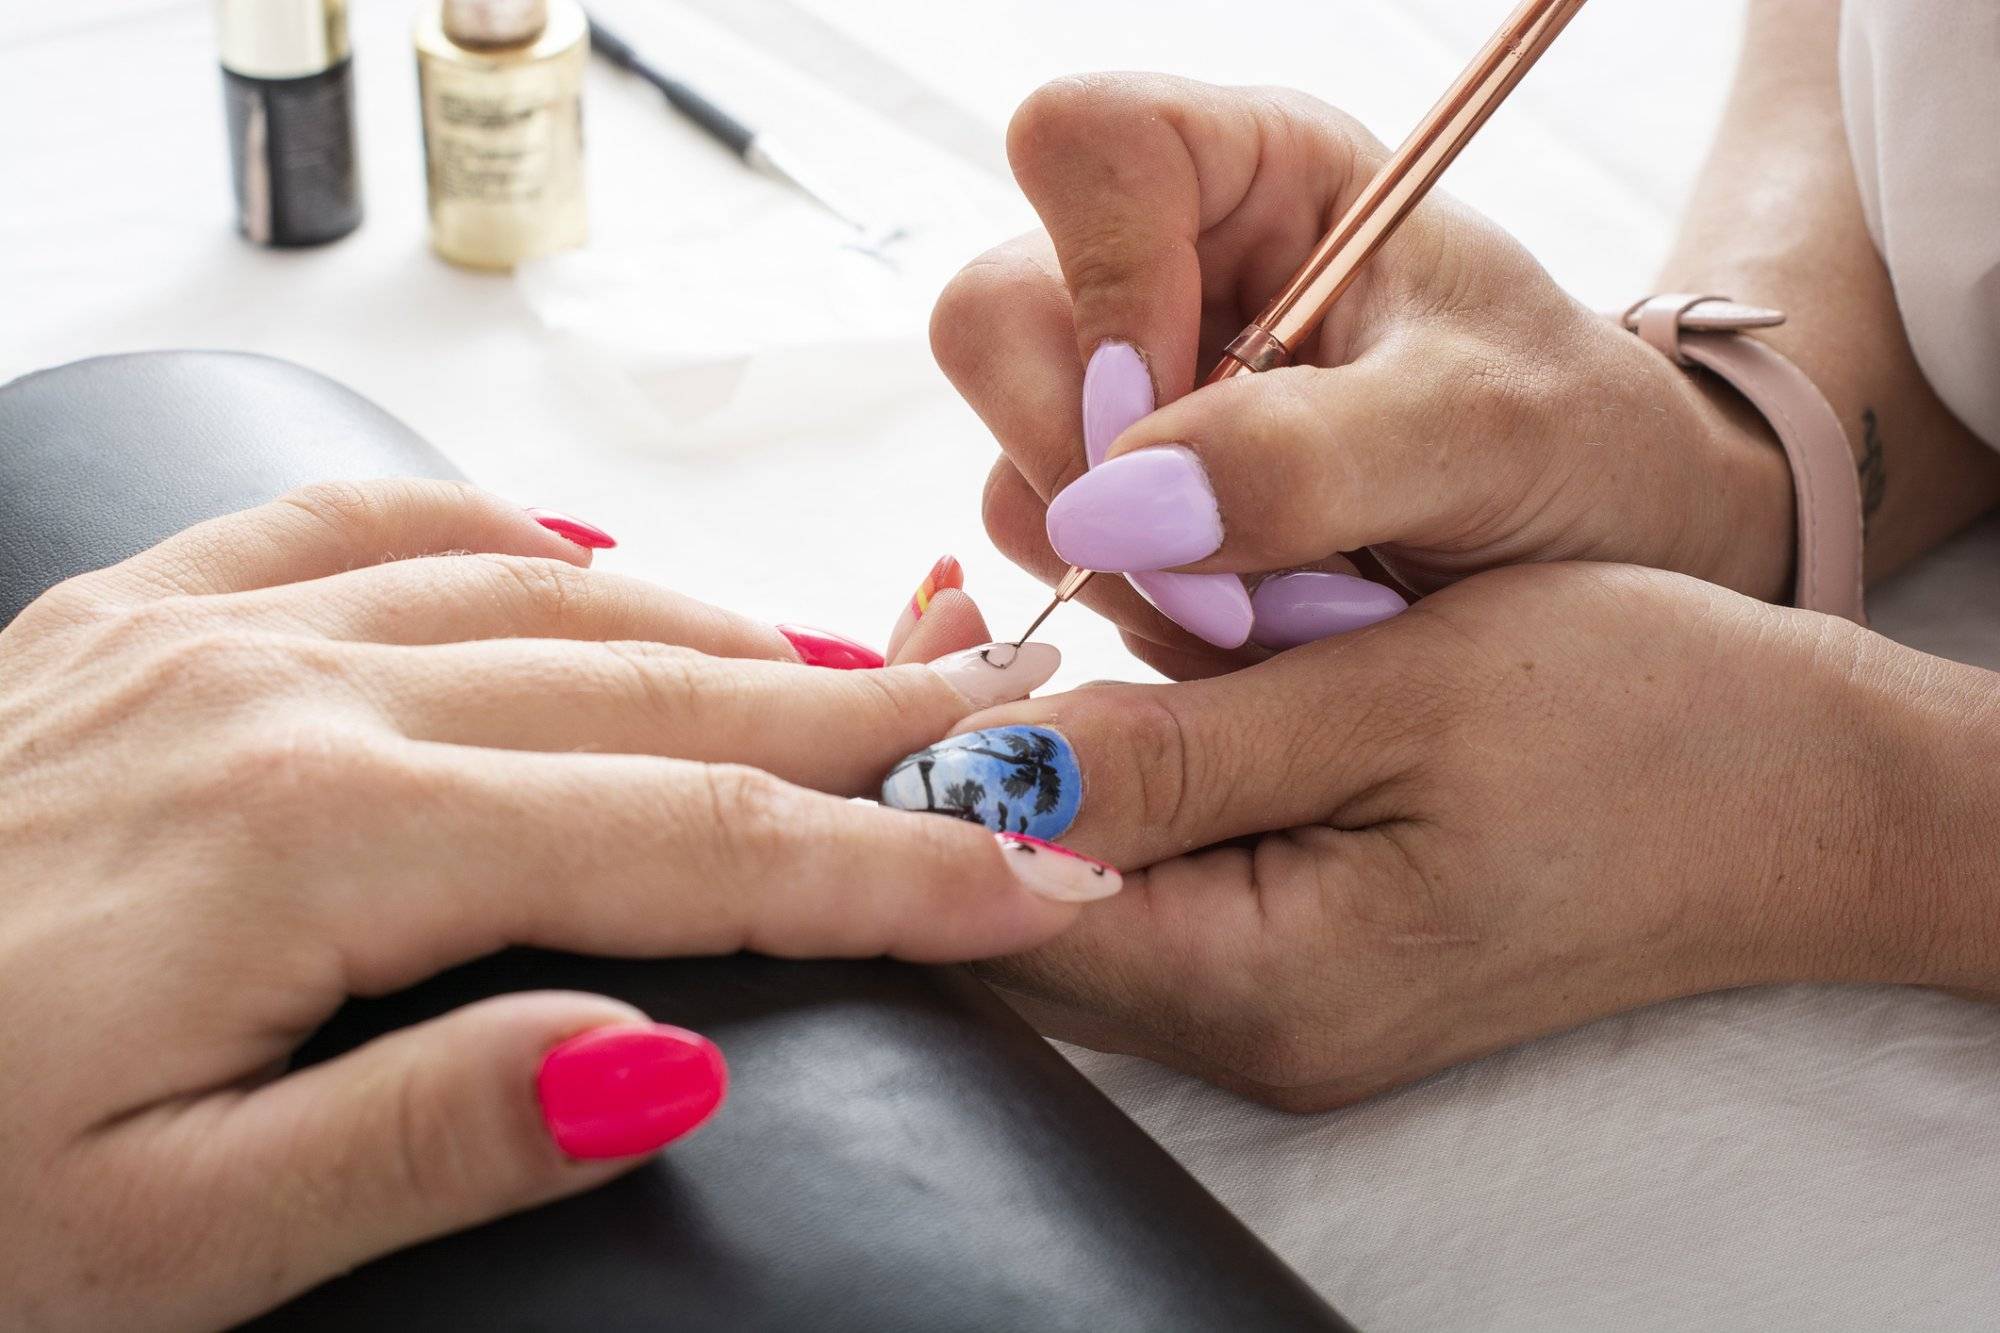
left=889, top=554, right=964, bottom=651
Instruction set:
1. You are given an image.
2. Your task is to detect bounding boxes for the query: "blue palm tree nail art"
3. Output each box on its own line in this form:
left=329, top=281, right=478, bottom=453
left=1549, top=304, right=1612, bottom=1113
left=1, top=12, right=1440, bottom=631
left=880, top=726, right=1082, bottom=840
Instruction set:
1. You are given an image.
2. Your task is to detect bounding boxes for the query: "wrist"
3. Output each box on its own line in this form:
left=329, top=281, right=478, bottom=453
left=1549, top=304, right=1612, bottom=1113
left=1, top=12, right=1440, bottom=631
left=1681, top=369, right=1798, bottom=604
left=1802, top=637, right=2000, bottom=990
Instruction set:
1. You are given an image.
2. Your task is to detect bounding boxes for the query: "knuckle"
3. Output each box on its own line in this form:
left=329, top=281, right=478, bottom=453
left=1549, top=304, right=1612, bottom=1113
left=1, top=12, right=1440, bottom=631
left=1009, top=74, right=1194, bottom=173
left=930, top=248, right=1028, bottom=382
left=1117, top=691, right=1200, bottom=835
left=8, top=571, right=119, bottom=641
left=119, top=626, right=290, bottom=709
left=385, top=1059, right=477, bottom=1214
left=277, top=479, right=389, bottom=543
left=696, top=762, right=802, bottom=880
left=468, top=553, right=593, bottom=628
left=1005, top=74, right=1116, bottom=168
left=981, top=461, right=1056, bottom=557
left=838, top=659, right=916, bottom=726
left=1058, top=218, right=1152, bottom=302
left=187, top=724, right=409, bottom=858
left=82, top=596, right=216, bottom=659
left=597, top=639, right=716, bottom=725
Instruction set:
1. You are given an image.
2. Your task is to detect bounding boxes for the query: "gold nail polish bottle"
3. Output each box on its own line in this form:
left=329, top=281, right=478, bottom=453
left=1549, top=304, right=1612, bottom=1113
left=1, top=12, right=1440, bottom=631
left=416, top=0, right=587, bottom=269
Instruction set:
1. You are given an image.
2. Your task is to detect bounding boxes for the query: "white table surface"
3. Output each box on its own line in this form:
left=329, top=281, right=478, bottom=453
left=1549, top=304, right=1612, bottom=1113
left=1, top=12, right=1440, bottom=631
left=6, top=3, right=1999, bottom=1328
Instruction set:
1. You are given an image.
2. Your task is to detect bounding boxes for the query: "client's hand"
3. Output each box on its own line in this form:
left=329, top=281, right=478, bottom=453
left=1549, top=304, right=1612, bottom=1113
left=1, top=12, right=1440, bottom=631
left=934, top=74, right=1794, bottom=664
left=885, top=563, right=1999, bottom=1109
left=0, top=481, right=1111, bottom=1330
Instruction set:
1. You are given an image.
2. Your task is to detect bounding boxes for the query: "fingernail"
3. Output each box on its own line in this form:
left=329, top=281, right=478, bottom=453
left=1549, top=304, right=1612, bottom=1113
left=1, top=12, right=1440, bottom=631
left=536, top=1024, right=728, bottom=1160
left=880, top=725, right=1081, bottom=839
left=1078, top=346, right=1249, bottom=649
left=1131, top=570, right=1254, bottom=650
left=1250, top=572, right=1409, bottom=650
left=1046, top=445, right=1223, bottom=573
left=1083, top=341, right=1155, bottom=467
left=779, top=625, right=886, bottom=670
left=996, top=833, right=1121, bottom=902
left=928, top=641, right=1061, bottom=709
left=889, top=554, right=965, bottom=648
left=526, top=507, right=617, bottom=550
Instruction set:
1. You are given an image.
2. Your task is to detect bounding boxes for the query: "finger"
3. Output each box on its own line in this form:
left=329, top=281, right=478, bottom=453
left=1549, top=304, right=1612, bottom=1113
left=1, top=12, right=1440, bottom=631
left=1004, top=75, right=1373, bottom=396
left=890, top=588, right=993, bottom=667
left=323, top=746, right=1121, bottom=986
left=939, top=238, right=1260, bottom=651
left=145, top=995, right=723, bottom=1320
left=1037, top=355, right=1484, bottom=579
left=332, top=633, right=1060, bottom=796
left=89, top=478, right=593, bottom=603
left=219, top=553, right=804, bottom=658
left=886, top=555, right=969, bottom=662
left=933, top=232, right=1093, bottom=499
left=878, top=612, right=1436, bottom=869
left=985, top=457, right=1266, bottom=663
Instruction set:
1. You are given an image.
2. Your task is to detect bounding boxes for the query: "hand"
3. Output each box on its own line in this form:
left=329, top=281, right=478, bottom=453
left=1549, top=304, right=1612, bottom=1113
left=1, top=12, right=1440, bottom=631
left=932, top=75, right=1795, bottom=666
left=883, top=561, right=1997, bottom=1108
left=0, top=482, right=1112, bottom=1330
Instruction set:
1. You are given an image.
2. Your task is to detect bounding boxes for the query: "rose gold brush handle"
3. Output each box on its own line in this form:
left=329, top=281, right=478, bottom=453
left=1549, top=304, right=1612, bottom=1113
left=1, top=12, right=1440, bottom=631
left=1211, top=0, right=1590, bottom=381
left=1024, top=0, right=1591, bottom=644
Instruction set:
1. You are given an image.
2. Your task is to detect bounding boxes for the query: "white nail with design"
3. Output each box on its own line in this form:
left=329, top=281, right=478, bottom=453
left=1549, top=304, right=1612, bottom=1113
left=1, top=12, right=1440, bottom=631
left=929, top=641, right=1061, bottom=709
left=996, top=833, right=1121, bottom=902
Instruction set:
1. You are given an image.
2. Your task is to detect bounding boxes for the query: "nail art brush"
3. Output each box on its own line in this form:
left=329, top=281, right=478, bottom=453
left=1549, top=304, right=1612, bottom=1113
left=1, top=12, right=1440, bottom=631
left=1013, top=0, right=1591, bottom=647
left=587, top=14, right=908, bottom=259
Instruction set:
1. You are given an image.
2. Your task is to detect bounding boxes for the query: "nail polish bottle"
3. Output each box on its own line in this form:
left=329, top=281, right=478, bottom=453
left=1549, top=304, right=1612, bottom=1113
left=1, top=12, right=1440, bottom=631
left=416, top=0, right=589, bottom=270
left=217, top=0, right=363, bottom=247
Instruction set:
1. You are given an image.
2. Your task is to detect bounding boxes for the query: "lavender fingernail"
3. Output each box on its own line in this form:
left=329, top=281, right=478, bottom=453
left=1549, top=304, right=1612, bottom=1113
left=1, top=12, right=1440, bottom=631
left=1079, top=340, right=1248, bottom=648
left=1046, top=445, right=1223, bottom=573
left=1130, top=570, right=1254, bottom=650
left=1083, top=341, right=1155, bottom=467
left=1250, top=572, right=1408, bottom=650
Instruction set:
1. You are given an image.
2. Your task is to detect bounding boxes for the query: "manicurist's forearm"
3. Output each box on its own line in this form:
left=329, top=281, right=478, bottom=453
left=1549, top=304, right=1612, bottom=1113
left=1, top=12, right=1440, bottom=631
left=1658, top=0, right=2000, bottom=581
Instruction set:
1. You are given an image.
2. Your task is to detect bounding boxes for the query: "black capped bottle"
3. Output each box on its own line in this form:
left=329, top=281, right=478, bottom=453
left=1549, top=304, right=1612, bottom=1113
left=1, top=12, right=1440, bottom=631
left=217, top=0, right=363, bottom=246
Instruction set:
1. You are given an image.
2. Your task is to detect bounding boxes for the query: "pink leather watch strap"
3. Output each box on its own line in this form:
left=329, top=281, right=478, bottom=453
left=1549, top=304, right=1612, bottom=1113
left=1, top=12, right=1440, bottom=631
left=1621, top=294, right=1867, bottom=623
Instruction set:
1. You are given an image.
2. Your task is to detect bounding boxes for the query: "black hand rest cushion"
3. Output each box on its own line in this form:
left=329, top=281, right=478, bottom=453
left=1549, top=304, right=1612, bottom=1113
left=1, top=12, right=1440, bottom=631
left=0, top=352, right=1351, bottom=1331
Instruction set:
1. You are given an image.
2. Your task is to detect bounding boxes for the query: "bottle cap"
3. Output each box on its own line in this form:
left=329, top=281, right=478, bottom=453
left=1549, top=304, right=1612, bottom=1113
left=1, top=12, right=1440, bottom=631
left=442, top=0, right=551, bottom=47
left=216, top=0, right=349, bottom=78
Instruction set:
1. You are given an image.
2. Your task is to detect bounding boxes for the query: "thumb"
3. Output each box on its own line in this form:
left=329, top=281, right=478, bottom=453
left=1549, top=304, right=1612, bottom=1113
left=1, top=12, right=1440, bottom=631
left=194, top=994, right=724, bottom=1311
left=1045, top=356, right=1507, bottom=583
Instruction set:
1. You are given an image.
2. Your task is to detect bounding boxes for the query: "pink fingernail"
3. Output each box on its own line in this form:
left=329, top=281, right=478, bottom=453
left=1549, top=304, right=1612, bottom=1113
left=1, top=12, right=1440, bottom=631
left=536, top=1024, right=727, bottom=1159
left=527, top=508, right=617, bottom=550
left=778, top=625, right=886, bottom=670
left=996, top=833, right=1122, bottom=902
left=889, top=554, right=966, bottom=652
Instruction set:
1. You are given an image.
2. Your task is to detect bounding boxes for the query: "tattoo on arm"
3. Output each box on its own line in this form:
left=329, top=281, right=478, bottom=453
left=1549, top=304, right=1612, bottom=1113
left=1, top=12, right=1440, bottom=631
left=1859, top=408, right=1887, bottom=526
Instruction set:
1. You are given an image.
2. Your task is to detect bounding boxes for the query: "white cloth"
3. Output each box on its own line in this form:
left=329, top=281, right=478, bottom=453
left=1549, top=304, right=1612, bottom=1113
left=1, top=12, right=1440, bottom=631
left=1841, top=0, right=2000, bottom=449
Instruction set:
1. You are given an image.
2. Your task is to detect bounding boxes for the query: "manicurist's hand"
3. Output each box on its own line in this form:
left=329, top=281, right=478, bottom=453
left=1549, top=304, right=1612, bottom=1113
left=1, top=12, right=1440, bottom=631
left=0, top=481, right=1110, bottom=1331
left=884, top=561, right=2000, bottom=1108
left=933, top=74, right=1800, bottom=665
